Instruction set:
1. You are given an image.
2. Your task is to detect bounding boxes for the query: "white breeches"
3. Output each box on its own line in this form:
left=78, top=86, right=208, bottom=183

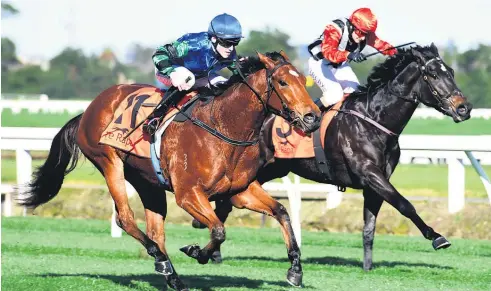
left=308, top=57, right=360, bottom=106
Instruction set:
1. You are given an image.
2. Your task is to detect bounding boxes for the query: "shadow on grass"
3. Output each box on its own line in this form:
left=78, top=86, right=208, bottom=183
left=228, top=255, right=453, bottom=270
left=40, top=273, right=298, bottom=290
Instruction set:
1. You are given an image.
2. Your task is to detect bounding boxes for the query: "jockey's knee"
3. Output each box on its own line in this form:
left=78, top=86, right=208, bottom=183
left=320, top=85, right=344, bottom=106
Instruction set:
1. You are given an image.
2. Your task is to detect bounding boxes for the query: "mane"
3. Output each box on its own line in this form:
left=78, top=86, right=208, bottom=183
left=236, top=51, right=286, bottom=76
left=196, top=51, right=287, bottom=96
left=351, top=45, right=435, bottom=98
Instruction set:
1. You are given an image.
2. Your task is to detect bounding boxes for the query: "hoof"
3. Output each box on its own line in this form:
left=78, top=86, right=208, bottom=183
left=180, top=244, right=201, bottom=259
left=191, top=219, right=207, bottom=229
left=286, top=269, right=303, bottom=287
left=363, top=264, right=373, bottom=272
left=166, top=274, right=189, bottom=291
left=211, top=250, right=223, bottom=264
left=432, top=236, right=451, bottom=250
left=179, top=244, right=209, bottom=264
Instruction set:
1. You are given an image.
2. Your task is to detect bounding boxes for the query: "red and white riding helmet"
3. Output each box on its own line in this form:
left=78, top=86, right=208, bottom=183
left=349, top=8, right=378, bottom=33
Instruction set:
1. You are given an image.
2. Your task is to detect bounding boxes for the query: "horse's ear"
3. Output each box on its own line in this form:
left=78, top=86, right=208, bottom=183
left=279, top=50, right=290, bottom=62
left=430, top=42, right=440, bottom=56
left=257, top=51, right=275, bottom=70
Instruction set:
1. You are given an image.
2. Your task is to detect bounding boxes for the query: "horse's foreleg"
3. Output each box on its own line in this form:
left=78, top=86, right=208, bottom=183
left=190, top=199, right=232, bottom=264
left=177, top=186, right=225, bottom=265
left=362, top=189, right=384, bottom=271
left=191, top=199, right=233, bottom=229
left=364, top=164, right=451, bottom=250
left=230, top=181, right=303, bottom=287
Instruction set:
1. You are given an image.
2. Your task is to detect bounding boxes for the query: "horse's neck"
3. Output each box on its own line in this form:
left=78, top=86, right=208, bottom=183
left=349, top=83, right=419, bottom=136
left=348, top=61, right=424, bottom=136
left=212, top=71, right=268, bottom=140
left=371, top=90, right=418, bottom=134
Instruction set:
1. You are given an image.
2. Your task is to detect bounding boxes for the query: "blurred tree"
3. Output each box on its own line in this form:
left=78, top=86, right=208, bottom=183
left=2, top=23, right=491, bottom=107
left=350, top=56, right=385, bottom=85
left=455, top=44, right=491, bottom=108
left=5, top=65, right=44, bottom=93
left=1, top=37, right=19, bottom=71
left=237, top=27, right=297, bottom=60
left=50, top=48, right=88, bottom=76
left=1, top=37, right=21, bottom=92
left=126, top=43, right=155, bottom=73
left=1, top=2, right=19, bottom=18
left=124, top=43, right=156, bottom=84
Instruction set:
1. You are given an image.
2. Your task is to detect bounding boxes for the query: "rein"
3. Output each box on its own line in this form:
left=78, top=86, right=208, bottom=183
left=337, top=56, right=461, bottom=137
left=175, top=58, right=292, bottom=146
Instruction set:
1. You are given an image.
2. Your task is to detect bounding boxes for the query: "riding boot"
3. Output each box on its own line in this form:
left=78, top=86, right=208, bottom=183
left=314, top=98, right=328, bottom=112
left=143, top=88, right=184, bottom=135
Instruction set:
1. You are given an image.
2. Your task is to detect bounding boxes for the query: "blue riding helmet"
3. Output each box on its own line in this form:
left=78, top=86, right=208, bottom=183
left=208, top=13, right=243, bottom=41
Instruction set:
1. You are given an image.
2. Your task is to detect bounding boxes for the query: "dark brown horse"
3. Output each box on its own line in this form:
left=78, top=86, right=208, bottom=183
left=191, top=44, right=474, bottom=270
left=19, top=51, right=321, bottom=290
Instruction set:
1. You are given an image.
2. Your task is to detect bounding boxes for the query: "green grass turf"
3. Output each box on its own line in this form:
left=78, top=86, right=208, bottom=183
left=2, top=216, right=491, bottom=291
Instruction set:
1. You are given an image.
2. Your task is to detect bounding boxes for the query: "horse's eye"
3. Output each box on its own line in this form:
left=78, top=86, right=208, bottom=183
left=278, top=80, right=288, bottom=87
left=429, top=70, right=438, bottom=79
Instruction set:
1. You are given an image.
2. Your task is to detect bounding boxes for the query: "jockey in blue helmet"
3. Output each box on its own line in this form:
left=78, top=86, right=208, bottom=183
left=144, top=13, right=243, bottom=134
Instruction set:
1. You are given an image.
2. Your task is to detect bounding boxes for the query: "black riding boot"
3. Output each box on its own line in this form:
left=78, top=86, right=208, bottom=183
left=143, top=88, right=184, bottom=135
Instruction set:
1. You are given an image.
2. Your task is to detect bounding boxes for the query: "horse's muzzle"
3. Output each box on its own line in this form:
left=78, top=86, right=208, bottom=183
left=448, top=95, right=473, bottom=123
left=454, top=102, right=472, bottom=122
left=297, top=112, right=321, bottom=134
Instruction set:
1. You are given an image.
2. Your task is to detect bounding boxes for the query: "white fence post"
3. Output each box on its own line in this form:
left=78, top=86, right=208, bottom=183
left=448, top=158, right=465, bottom=213
left=109, top=181, right=136, bottom=238
left=3, top=193, right=12, bottom=217
left=284, top=175, right=302, bottom=247
left=111, top=202, right=122, bottom=238
left=16, top=149, right=32, bottom=217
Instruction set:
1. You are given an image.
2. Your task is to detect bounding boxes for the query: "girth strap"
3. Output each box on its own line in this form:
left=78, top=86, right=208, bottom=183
left=313, top=127, right=329, bottom=174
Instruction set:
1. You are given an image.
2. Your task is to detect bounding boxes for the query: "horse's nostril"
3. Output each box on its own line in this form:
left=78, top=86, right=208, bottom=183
left=303, top=113, right=315, bottom=124
left=457, top=104, right=468, bottom=116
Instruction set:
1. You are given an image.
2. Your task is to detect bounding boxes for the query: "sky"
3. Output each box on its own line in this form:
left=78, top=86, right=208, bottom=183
left=2, top=0, right=490, bottom=62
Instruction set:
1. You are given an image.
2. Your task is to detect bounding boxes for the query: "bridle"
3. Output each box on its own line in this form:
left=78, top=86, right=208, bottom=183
left=176, top=57, right=303, bottom=146
left=336, top=55, right=462, bottom=137
left=392, top=56, right=462, bottom=110
left=234, top=59, right=301, bottom=126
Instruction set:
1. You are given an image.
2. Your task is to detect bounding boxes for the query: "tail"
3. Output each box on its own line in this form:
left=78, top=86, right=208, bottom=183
left=18, top=114, right=83, bottom=208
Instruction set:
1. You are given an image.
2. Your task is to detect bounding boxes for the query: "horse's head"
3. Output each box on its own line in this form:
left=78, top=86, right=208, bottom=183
left=255, top=51, right=321, bottom=133
left=410, top=44, right=473, bottom=122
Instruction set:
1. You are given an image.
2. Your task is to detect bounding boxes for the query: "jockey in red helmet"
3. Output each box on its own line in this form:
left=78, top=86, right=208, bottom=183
left=307, top=8, right=397, bottom=109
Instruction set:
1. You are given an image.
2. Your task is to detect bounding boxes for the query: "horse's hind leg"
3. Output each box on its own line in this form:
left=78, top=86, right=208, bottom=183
left=177, top=187, right=225, bottom=265
left=126, top=175, right=187, bottom=291
left=92, top=150, right=188, bottom=290
left=230, top=181, right=303, bottom=287
left=364, top=164, right=451, bottom=250
left=362, top=189, right=383, bottom=271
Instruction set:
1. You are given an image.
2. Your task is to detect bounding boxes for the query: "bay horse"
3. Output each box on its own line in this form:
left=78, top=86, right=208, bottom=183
left=18, top=51, right=321, bottom=290
left=191, top=44, right=474, bottom=270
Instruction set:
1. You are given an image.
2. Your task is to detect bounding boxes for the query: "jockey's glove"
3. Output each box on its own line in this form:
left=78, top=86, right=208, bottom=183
left=170, top=67, right=196, bottom=91
left=347, top=52, right=367, bottom=63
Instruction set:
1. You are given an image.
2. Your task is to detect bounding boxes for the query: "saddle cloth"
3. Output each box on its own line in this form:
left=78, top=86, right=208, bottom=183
left=271, top=101, right=342, bottom=158
left=99, top=87, right=194, bottom=158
